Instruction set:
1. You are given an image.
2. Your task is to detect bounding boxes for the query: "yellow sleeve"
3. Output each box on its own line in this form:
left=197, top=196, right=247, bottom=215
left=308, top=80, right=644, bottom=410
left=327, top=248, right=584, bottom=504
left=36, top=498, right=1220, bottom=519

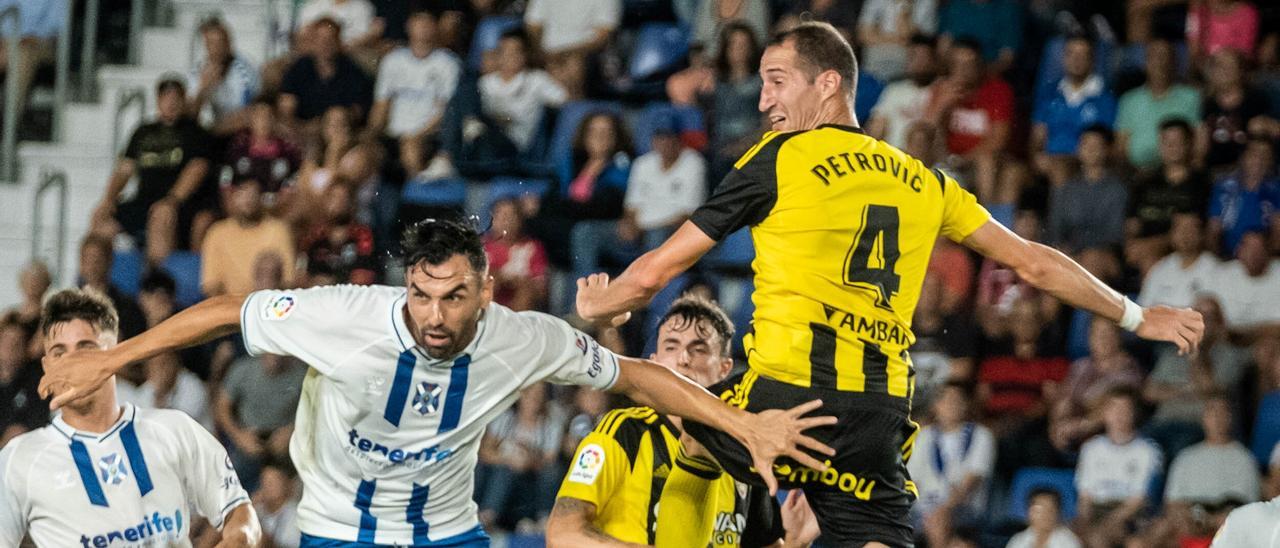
left=556, top=431, right=628, bottom=508
left=655, top=448, right=723, bottom=548
left=936, top=169, right=992, bottom=243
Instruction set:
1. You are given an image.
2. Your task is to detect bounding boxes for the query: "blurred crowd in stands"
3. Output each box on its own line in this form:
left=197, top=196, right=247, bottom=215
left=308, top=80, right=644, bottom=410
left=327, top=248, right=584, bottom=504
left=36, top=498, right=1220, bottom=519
left=4, top=0, right=1280, bottom=546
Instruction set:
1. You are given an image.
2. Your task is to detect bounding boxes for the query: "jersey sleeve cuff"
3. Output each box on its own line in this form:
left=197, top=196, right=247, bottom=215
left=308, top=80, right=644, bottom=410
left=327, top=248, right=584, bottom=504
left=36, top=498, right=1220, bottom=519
left=239, top=292, right=261, bottom=356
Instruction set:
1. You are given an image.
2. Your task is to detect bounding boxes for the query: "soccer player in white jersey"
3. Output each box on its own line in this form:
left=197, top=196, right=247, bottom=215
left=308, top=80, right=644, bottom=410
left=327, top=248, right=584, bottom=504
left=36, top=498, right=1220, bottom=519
left=40, top=219, right=836, bottom=547
left=0, top=289, right=260, bottom=547
left=1212, top=496, right=1280, bottom=547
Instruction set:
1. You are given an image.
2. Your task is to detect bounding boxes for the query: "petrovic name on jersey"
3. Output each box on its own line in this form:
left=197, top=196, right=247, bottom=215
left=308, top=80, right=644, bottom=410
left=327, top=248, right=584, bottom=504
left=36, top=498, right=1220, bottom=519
left=78, top=509, right=185, bottom=548
left=808, top=150, right=927, bottom=192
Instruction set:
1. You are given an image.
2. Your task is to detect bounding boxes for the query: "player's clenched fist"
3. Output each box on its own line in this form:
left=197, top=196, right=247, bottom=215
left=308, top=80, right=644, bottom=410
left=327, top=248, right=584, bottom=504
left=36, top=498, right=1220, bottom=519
left=1136, top=306, right=1205, bottom=356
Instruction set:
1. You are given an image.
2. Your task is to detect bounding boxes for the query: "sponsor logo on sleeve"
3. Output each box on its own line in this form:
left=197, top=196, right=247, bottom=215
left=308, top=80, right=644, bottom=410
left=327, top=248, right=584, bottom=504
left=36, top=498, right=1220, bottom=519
left=262, top=294, right=296, bottom=321
left=568, top=443, right=605, bottom=485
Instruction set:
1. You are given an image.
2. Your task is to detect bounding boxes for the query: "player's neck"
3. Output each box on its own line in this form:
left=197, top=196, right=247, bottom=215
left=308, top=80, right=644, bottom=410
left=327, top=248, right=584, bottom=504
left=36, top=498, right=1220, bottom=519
left=61, top=384, right=123, bottom=434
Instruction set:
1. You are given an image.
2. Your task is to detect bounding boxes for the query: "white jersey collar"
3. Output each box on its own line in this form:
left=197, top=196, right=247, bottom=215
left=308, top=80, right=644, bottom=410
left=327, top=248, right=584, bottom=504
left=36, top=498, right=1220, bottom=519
left=51, top=402, right=136, bottom=443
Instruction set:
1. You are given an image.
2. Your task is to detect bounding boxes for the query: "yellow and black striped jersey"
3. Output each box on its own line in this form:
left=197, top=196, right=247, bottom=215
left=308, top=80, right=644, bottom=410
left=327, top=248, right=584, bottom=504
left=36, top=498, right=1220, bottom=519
left=689, top=125, right=991, bottom=401
left=556, top=407, right=782, bottom=546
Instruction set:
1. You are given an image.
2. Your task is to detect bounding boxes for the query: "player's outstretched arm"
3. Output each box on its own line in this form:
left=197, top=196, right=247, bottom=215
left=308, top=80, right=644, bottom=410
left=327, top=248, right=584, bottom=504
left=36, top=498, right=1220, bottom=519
left=546, top=497, right=646, bottom=548
left=39, top=293, right=248, bottom=409
left=610, top=357, right=837, bottom=494
left=214, top=503, right=261, bottom=548
left=961, top=221, right=1205, bottom=354
left=576, top=222, right=717, bottom=326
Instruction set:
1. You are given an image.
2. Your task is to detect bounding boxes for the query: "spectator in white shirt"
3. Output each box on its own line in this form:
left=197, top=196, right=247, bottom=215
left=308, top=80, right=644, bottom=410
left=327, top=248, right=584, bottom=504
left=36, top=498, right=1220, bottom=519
left=867, top=35, right=938, bottom=150
left=1138, top=213, right=1220, bottom=309
left=1075, top=388, right=1163, bottom=548
left=907, top=381, right=996, bottom=548
left=477, top=29, right=568, bottom=153
left=620, top=116, right=707, bottom=252
left=524, top=0, right=620, bottom=98
left=1145, top=395, right=1261, bottom=546
left=136, top=351, right=212, bottom=429
left=186, top=18, right=259, bottom=133
left=1209, top=231, right=1280, bottom=337
left=1006, top=489, right=1083, bottom=548
left=253, top=463, right=301, bottom=548
left=366, top=8, right=461, bottom=180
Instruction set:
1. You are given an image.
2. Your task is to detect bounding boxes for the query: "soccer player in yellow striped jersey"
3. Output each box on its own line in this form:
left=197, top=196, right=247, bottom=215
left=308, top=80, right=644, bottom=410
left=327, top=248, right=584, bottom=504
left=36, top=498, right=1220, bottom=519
left=576, top=21, right=1206, bottom=548
left=547, top=296, right=818, bottom=548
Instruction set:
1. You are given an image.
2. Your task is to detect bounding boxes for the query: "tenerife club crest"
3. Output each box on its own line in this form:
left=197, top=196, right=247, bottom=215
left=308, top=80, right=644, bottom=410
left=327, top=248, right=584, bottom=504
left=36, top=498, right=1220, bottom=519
left=412, top=381, right=444, bottom=416
left=99, top=453, right=129, bottom=486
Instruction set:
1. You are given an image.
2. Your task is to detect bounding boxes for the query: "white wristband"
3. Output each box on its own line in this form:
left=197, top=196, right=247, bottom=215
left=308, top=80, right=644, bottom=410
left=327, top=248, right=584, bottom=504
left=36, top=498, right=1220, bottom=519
left=1118, top=297, right=1144, bottom=332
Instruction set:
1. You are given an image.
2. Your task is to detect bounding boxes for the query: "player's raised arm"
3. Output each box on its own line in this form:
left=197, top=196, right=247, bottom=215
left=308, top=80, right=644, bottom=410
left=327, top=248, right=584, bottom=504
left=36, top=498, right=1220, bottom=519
left=961, top=220, right=1205, bottom=353
left=39, top=293, right=247, bottom=409
left=608, top=355, right=836, bottom=495
left=576, top=222, right=717, bottom=325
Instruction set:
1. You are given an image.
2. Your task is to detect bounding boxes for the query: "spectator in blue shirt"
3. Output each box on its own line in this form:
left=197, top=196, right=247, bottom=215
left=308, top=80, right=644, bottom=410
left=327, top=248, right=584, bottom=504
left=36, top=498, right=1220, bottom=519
left=938, top=0, right=1022, bottom=74
left=1208, top=137, right=1279, bottom=256
left=1033, top=35, right=1116, bottom=186
left=0, top=0, right=65, bottom=119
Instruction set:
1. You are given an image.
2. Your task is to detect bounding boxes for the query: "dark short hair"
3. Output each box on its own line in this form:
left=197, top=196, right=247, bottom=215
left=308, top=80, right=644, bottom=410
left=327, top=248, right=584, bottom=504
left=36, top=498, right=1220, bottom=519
left=40, top=289, right=119, bottom=339
left=941, top=379, right=975, bottom=400
left=769, top=21, right=857, bottom=105
left=950, top=37, right=985, bottom=58
left=401, top=218, right=488, bottom=276
left=1158, top=117, right=1193, bottom=136
left=1080, top=124, right=1114, bottom=144
left=657, top=295, right=735, bottom=357
left=498, top=28, right=530, bottom=51
left=156, top=76, right=185, bottom=97
left=1029, top=487, right=1062, bottom=508
left=250, top=94, right=275, bottom=109
left=1106, top=386, right=1141, bottom=409
left=140, top=269, right=177, bottom=296
left=910, top=33, right=937, bottom=49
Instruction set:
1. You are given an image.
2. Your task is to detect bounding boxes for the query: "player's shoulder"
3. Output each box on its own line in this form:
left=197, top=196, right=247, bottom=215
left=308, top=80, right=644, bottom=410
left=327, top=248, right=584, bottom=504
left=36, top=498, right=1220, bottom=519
left=253, top=283, right=403, bottom=315
left=734, top=130, right=801, bottom=171
left=590, top=407, right=670, bottom=465
left=0, top=427, right=58, bottom=460
left=132, top=407, right=207, bottom=438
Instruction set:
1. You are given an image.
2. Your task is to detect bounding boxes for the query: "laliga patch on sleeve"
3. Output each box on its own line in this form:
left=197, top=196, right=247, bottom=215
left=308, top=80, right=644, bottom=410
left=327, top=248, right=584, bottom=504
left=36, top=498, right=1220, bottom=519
left=568, top=443, right=606, bottom=485
left=262, top=294, right=297, bottom=321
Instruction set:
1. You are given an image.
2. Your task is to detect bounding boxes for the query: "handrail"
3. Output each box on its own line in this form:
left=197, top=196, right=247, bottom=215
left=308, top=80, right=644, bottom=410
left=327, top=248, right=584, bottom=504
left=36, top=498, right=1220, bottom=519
left=79, top=0, right=100, bottom=99
left=264, top=0, right=278, bottom=61
left=53, top=0, right=74, bottom=140
left=112, top=87, right=147, bottom=156
left=1, top=5, right=20, bottom=182
left=31, top=167, right=69, bottom=286
left=128, top=0, right=145, bottom=64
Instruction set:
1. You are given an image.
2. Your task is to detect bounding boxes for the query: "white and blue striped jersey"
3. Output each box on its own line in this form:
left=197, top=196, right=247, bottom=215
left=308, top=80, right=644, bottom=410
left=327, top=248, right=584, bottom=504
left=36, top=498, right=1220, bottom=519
left=0, top=404, right=250, bottom=547
left=239, top=285, right=621, bottom=545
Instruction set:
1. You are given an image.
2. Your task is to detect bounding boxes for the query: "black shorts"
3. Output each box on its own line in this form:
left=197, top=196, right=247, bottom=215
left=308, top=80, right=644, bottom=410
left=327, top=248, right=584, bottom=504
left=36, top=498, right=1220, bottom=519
left=685, top=369, right=920, bottom=548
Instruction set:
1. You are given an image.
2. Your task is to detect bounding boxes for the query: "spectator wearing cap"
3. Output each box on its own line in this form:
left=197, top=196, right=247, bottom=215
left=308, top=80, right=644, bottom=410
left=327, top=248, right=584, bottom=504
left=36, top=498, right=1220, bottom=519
left=200, top=177, right=296, bottom=297
left=187, top=18, right=260, bottom=133
left=523, top=0, right=620, bottom=98
left=1046, top=126, right=1128, bottom=255
left=620, top=113, right=707, bottom=253
left=0, top=0, right=65, bottom=122
left=91, top=77, right=216, bottom=266
left=484, top=197, right=549, bottom=312
left=279, top=18, right=374, bottom=128
left=1207, top=138, right=1279, bottom=256
left=365, top=8, right=460, bottom=182
left=1032, top=36, right=1117, bottom=187
left=1115, top=38, right=1203, bottom=171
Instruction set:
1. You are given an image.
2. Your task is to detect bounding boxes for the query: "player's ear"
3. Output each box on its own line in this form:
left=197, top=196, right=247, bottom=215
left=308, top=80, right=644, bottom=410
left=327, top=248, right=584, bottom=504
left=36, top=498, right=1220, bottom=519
left=480, top=273, right=495, bottom=306
left=718, top=357, right=733, bottom=378
left=818, top=69, right=840, bottom=100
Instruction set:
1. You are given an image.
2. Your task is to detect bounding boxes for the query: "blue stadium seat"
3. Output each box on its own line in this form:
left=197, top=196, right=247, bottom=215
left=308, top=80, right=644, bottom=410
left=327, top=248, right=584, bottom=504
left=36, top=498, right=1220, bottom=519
left=632, top=102, right=705, bottom=155
left=161, top=251, right=203, bottom=309
left=854, top=72, right=884, bottom=127
left=1066, top=309, right=1092, bottom=361
left=629, top=23, right=690, bottom=81
left=1007, top=467, right=1077, bottom=523
left=705, top=228, right=755, bottom=273
left=507, top=534, right=546, bottom=548
left=401, top=178, right=469, bottom=208
left=110, top=249, right=144, bottom=298
left=548, top=101, right=625, bottom=170
left=474, top=177, right=551, bottom=228
left=1251, top=392, right=1280, bottom=465
left=468, top=16, right=521, bottom=72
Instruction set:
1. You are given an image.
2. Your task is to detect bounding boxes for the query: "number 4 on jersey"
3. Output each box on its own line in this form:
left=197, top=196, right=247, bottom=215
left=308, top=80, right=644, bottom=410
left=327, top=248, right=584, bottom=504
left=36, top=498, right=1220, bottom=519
left=843, top=204, right=901, bottom=310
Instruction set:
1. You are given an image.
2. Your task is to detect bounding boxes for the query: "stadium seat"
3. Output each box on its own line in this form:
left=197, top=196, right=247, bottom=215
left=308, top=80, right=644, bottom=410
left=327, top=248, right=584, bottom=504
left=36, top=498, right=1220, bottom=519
left=548, top=101, right=625, bottom=169
left=475, top=177, right=551, bottom=228
left=632, top=102, right=706, bottom=155
left=110, top=249, right=145, bottom=298
left=401, top=178, right=469, bottom=208
left=468, top=16, right=521, bottom=72
left=1066, top=309, right=1092, bottom=361
left=628, top=23, right=690, bottom=81
left=853, top=72, right=884, bottom=127
left=1251, top=392, right=1280, bottom=465
left=704, top=228, right=755, bottom=275
left=1007, top=467, right=1077, bottom=523
left=160, top=251, right=203, bottom=309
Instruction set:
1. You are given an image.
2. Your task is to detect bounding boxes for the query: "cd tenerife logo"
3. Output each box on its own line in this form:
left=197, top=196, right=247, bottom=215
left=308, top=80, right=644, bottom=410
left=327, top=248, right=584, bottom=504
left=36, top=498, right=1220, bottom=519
left=79, top=509, right=183, bottom=547
left=346, top=429, right=454, bottom=466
